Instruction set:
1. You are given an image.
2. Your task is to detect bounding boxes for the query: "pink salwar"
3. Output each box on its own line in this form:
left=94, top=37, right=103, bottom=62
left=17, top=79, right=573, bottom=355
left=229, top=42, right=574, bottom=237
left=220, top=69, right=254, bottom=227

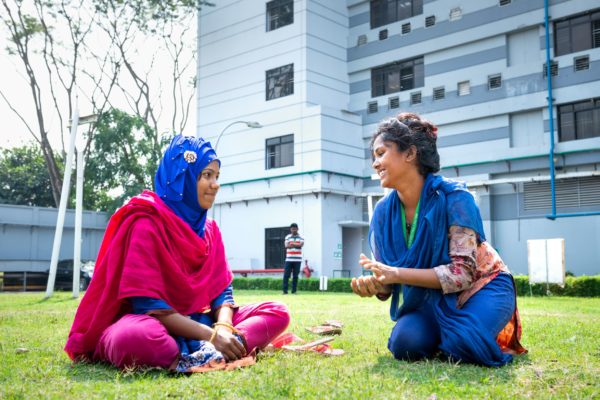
left=94, top=301, right=290, bottom=369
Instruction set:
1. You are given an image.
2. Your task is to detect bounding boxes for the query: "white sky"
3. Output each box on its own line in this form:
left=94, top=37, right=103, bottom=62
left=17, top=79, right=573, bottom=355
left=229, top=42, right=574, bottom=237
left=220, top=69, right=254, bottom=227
left=0, top=16, right=197, bottom=151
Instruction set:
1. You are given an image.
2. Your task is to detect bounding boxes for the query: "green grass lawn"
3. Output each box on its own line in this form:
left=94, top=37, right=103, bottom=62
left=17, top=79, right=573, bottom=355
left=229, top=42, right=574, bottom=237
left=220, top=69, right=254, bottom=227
left=1, top=291, right=599, bottom=399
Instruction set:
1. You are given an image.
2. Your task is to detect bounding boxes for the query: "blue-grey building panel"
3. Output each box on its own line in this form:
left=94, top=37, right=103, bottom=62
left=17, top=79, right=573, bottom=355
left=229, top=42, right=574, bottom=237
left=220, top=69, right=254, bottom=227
left=350, top=79, right=371, bottom=94
left=349, top=45, right=508, bottom=95
left=358, top=59, right=600, bottom=123
left=349, top=11, right=369, bottom=28
left=348, top=1, right=547, bottom=61
left=438, top=127, right=508, bottom=148
left=440, top=149, right=600, bottom=177
left=425, top=46, right=507, bottom=76
left=491, top=193, right=519, bottom=221
left=0, top=204, right=108, bottom=272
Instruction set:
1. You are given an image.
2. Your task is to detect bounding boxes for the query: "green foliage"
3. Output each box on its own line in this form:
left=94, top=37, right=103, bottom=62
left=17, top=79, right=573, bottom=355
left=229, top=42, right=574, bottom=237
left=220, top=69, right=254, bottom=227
left=230, top=278, right=354, bottom=293
left=93, top=0, right=214, bottom=31
left=7, top=13, right=45, bottom=45
left=0, top=145, right=56, bottom=207
left=234, top=276, right=600, bottom=297
left=84, top=109, right=169, bottom=212
left=513, top=275, right=600, bottom=297
left=1, top=292, right=599, bottom=399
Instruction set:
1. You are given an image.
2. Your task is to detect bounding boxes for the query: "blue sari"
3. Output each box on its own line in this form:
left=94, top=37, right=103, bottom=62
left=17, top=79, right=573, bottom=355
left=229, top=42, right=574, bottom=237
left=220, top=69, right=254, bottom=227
left=369, top=174, right=513, bottom=366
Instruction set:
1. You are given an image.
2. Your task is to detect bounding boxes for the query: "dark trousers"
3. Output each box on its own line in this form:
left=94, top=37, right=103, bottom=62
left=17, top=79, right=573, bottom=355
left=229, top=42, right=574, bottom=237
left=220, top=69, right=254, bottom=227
left=282, top=261, right=301, bottom=294
left=387, top=273, right=515, bottom=364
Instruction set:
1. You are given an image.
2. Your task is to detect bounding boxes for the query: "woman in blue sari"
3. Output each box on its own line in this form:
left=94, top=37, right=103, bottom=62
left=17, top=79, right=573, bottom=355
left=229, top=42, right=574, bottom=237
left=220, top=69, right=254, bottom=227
left=351, top=112, right=526, bottom=367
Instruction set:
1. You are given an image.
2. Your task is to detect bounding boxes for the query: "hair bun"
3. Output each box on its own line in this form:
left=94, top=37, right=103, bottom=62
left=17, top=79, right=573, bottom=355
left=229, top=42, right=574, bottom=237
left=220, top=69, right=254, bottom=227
left=397, top=112, right=438, bottom=141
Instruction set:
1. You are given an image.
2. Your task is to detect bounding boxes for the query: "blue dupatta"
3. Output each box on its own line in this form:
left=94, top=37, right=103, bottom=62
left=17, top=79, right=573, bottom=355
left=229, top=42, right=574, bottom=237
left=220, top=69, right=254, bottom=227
left=369, top=173, right=513, bottom=366
left=369, top=173, right=484, bottom=320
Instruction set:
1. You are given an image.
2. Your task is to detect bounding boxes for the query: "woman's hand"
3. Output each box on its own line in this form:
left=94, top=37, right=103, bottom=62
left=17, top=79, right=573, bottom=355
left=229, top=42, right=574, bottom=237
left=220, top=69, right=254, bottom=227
left=359, top=253, right=400, bottom=285
left=351, top=275, right=389, bottom=297
left=211, top=328, right=246, bottom=361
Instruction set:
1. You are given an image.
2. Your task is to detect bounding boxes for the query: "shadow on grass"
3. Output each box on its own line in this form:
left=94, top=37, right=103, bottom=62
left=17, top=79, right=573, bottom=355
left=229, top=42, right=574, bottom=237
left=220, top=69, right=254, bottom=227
left=65, top=361, right=180, bottom=382
left=369, top=353, right=532, bottom=385
left=36, top=294, right=83, bottom=305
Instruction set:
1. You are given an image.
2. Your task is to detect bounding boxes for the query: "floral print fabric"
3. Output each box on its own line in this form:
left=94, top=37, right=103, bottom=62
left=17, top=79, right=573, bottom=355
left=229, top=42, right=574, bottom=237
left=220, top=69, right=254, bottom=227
left=433, top=226, right=509, bottom=307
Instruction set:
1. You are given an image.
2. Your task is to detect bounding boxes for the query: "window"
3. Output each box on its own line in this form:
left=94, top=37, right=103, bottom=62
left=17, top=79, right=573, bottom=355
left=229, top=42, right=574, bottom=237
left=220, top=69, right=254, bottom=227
left=371, top=56, right=424, bottom=97
left=370, top=0, right=423, bottom=29
left=558, top=98, right=600, bottom=142
left=523, top=177, right=600, bottom=211
left=574, top=55, right=590, bottom=71
left=266, top=64, right=294, bottom=101
left=457, top=80, right=470, bottom=96
left=499, top=0, right=511, bottom=6
left=488, top=74, right=502, bottom=89
left=357, top=34, right=368, bottom=46
left=554, top=9, right=600, bottom=56
left=388, top=96, right=399, bottom=109
left=401, top=23, right=411, bottom=34
left=410, top=91, right=422, bottom=105
left=433, top=86, right=445, bottom=100
left=367, top=101, right=378, bottom=114
left=266, top=0, right=293, bottom=32
left=379, top=29, right=388, bottom=40
left=425, top=15, right=436, bottom=27
left=543, top=61, right=558, bottom=77
left=266, top=134, right=294, bottom=169
left=265, top=227, right=289, bottom=269
left=449, top=7, right=462, bottom=21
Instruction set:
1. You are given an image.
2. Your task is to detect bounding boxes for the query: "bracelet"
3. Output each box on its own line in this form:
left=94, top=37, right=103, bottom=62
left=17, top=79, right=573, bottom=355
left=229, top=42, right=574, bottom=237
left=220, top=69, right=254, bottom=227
left=208, top=328, right=218, bottom=344
left=213, top=322, right=239, bottom=335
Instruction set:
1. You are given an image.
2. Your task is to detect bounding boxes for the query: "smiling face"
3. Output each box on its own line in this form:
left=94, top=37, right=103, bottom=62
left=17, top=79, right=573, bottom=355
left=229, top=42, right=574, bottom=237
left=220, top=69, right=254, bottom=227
left=371, top=135, right=417, bottom=189
left=196, top=160, right=220, bottom=209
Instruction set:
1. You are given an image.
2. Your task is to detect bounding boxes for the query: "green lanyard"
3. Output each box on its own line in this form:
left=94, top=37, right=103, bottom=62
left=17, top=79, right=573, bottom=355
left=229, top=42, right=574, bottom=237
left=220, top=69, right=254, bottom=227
left=400, top=199, right=420, bottom=248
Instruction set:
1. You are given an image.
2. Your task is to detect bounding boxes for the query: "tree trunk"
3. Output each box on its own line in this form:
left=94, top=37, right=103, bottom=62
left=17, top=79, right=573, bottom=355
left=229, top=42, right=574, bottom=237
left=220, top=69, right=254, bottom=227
left=39, top=136, right=63, bottom=207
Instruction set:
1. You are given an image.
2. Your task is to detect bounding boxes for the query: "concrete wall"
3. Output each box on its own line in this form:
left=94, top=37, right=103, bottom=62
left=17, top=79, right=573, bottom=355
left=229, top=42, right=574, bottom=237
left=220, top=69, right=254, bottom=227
left=0, top=204, right=108, bottom=272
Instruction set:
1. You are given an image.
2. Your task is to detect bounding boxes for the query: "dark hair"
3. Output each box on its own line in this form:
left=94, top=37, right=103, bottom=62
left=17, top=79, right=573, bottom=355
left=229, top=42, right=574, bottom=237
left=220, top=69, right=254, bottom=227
left=290, top=223, right=298, bottom=228
left=370, top=112, right=440, bottom=176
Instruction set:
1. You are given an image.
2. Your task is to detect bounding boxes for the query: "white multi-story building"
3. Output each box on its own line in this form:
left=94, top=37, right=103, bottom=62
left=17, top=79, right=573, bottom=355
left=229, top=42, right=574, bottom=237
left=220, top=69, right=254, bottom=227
left=197, top=0, right=600, bottom=277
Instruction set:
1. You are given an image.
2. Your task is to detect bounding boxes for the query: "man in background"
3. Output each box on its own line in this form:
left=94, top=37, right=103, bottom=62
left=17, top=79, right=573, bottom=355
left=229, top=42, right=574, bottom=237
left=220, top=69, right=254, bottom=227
left=282, top=223, right=304, bottom=294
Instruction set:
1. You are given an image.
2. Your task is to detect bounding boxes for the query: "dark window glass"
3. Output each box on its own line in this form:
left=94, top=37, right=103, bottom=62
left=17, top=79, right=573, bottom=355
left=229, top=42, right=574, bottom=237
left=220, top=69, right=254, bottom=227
left=554, top=9, right=600, bottom=56
left=266, top=64, right=294, bottom=101
left=558, top=98, right=600, bottom=142
left=266, top=134, right=294, bottom=169
left=266, top=0, right=293, bottom=32
left=371, top=56, right=424, bottom=97
left=593, top=19, right=600, bottom=47
left=370, top=0, right=423, bottom=29
left=265, top=227, right=289, bottom=269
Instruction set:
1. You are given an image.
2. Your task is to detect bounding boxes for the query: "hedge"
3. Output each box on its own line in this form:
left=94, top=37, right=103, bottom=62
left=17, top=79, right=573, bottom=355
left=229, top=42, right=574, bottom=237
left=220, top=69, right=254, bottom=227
left=232, top=275, right=600, bottom=297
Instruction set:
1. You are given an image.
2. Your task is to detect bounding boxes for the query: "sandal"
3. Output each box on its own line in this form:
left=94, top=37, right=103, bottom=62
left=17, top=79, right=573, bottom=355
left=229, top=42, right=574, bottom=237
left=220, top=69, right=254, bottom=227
left=305, top=320, right=344, bottom=336
left=267, top=333, right=344, bottom=356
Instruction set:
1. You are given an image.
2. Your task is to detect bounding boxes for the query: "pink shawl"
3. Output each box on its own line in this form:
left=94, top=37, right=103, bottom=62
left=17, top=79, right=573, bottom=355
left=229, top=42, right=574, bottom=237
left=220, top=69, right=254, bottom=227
left=64, top=190, right=232, bottom=361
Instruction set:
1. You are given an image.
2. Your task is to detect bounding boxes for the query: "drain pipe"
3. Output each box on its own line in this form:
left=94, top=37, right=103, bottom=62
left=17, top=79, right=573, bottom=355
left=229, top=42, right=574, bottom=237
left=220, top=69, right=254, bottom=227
left=543, top=0, right=600, bottom=220
left=544, top=0, right=557, bottom=220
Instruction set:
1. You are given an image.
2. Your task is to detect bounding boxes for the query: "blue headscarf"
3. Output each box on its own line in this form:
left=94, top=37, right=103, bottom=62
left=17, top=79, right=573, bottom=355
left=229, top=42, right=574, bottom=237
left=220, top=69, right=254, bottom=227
left=370, top=174, right=513, bottom=366
left=155, top=135, right=219, bottom=237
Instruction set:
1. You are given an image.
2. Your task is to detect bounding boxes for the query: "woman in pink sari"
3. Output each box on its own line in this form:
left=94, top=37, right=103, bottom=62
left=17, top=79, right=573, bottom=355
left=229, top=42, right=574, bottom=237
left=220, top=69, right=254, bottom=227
left=65, top=135, right=290, bottom=372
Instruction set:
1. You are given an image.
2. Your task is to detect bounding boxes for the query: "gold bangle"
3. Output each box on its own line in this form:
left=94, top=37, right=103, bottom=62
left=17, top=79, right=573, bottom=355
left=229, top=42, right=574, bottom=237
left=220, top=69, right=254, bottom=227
left=209, top=328, right=218, bottom=344
left=213, top=322, right=239, bottom=335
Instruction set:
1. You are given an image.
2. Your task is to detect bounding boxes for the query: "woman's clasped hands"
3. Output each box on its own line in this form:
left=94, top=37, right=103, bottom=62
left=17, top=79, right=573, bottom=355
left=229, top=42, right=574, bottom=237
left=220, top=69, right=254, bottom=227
left=351, top=253, right=396, bottom=297
left=211, top=326, right=246, bottom=361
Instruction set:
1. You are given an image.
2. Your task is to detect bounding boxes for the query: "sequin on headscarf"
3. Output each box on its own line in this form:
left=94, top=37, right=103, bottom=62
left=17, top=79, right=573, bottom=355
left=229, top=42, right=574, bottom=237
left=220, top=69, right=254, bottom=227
left=155, top=135, right=219, bottom=237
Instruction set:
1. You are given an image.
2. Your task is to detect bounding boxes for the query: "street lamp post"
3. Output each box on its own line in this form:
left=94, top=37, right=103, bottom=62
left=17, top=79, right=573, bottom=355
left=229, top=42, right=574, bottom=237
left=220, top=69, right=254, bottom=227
left=212, top=120, right=262, bottom=221
left=214, top=120, right=262, bottom=152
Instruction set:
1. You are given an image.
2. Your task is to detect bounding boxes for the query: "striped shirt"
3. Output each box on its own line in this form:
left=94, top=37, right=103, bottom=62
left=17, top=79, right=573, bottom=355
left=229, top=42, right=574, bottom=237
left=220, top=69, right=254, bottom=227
left=285, top=233, right=304, bottom=262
